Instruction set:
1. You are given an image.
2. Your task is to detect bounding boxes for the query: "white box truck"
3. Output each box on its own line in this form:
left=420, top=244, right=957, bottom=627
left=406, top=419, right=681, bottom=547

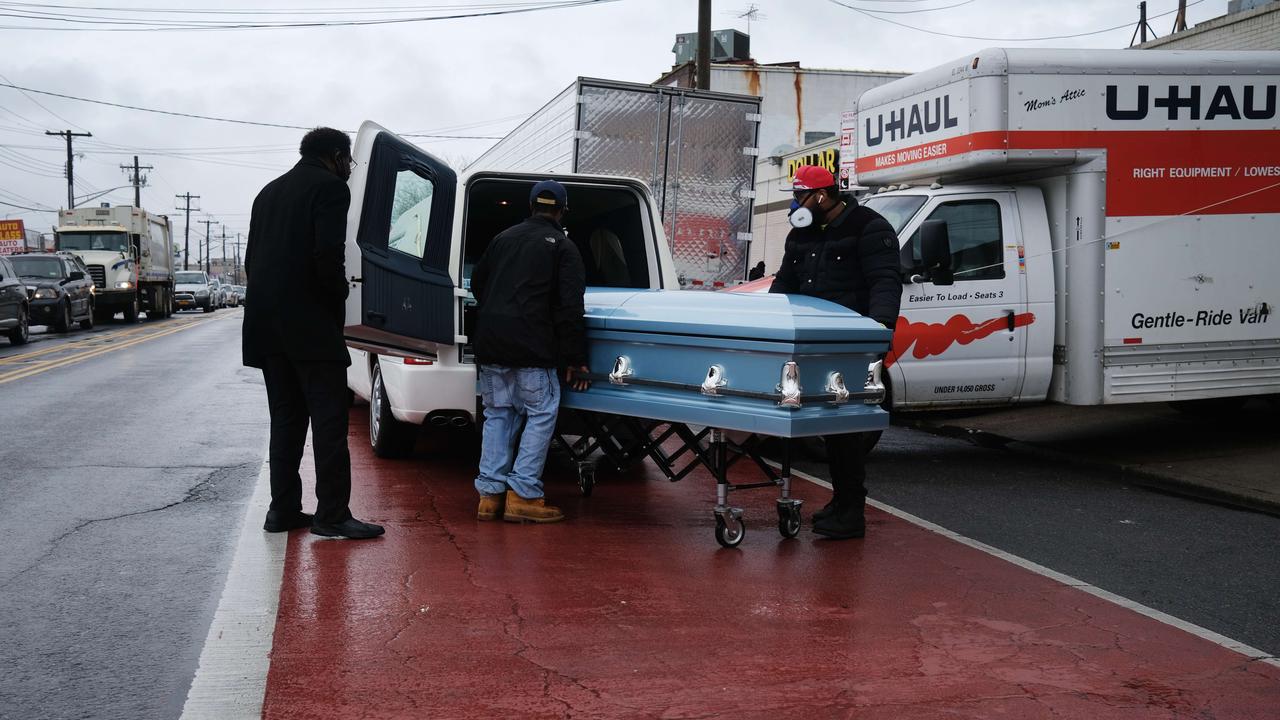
left=468, top=78, right=760, bottom=290
left=838, top=48, right=1279, bottom=410
left=56, top=205, right=176, bottom=322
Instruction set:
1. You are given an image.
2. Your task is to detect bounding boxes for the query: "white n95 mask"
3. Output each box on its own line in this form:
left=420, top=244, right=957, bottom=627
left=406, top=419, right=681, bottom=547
left=788, top=206, right=814, bottom=229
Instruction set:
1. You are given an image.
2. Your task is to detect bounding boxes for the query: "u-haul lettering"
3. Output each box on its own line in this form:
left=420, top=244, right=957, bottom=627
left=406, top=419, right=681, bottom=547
left=864, top=94, right=959, bottom=147
left=1106, top=84, right=1277, bottom=122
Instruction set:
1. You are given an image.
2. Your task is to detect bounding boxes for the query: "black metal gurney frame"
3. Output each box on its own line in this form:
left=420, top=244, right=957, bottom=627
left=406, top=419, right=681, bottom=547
left=553, top=410, right=801, bottom=548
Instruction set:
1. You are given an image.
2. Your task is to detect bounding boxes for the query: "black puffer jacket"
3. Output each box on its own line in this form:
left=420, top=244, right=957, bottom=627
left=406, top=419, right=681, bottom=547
left=769, top=200, right=902, bottom=327
left=471, top=215, right=586, bottom=369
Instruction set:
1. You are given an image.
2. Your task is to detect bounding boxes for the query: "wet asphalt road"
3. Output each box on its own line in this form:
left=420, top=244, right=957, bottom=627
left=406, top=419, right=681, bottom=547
left=2, top=310, right=1277, bottom=719
left=0, top=310, right=268, bottom=720
left=800, top=428, right=1280, bottom=658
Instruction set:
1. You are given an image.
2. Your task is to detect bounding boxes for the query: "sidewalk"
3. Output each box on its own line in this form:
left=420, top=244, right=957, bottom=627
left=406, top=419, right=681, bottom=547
left=259, top=407, right=1280, bottom=719
left=901, top=398, right=1280, bottom=516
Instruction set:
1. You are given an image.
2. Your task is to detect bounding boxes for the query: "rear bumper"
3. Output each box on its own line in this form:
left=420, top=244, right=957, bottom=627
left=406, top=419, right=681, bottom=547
left=378, top=356, right=478, bottom=425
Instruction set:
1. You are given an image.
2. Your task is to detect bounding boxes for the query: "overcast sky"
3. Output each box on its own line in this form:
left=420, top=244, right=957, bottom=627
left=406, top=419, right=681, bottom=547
left=1, top=0, right=1227, bottom=250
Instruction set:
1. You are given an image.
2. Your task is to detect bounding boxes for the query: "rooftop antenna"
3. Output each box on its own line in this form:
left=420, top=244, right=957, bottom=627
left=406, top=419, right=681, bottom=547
left=725, top=3, right=766, bottom=36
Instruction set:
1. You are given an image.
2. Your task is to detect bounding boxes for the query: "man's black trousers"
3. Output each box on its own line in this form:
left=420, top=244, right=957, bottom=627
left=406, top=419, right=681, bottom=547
left=262, top=354, right=352, bottom=525
left=824, top=433, right=868, bottom=507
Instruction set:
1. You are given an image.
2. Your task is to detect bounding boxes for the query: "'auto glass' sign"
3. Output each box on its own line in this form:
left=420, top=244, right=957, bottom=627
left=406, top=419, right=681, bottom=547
left=0, top=219, right=26, bottom=255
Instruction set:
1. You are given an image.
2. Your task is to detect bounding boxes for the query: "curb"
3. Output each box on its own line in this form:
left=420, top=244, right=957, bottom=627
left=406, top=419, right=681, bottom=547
left=899, top=417, right=1280, bottom=519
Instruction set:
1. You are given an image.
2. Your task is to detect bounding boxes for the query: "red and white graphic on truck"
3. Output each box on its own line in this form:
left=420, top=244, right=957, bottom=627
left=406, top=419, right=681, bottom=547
left=885, top=312, right=1036, bottom=367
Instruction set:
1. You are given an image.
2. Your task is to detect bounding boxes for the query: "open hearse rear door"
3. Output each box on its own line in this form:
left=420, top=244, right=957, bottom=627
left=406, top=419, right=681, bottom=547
left=344, top=121, right=458, bottom=359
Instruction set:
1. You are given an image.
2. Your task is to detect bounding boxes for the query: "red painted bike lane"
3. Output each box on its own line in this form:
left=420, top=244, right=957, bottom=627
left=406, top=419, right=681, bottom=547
left=262, top=409, right=1280, bottom=719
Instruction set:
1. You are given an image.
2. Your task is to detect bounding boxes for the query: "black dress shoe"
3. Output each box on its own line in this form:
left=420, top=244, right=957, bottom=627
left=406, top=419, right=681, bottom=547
left=311, top=517, right=385, bottom=539
left=264, top=510, right=314, bottom=533
left=812, top=498, right=841, bottom=524
left=812, top=507, right=866, bottom=540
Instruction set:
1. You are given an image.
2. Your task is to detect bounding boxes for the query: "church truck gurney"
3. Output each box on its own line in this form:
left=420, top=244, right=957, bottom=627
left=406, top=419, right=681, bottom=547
left=342, top=122, right=887, bottom=546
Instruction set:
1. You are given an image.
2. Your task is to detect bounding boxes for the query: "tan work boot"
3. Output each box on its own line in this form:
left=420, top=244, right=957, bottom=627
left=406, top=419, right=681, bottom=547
left=477, top=493, right=505, bottom=521
left=502, top=490, right=565, bottom=524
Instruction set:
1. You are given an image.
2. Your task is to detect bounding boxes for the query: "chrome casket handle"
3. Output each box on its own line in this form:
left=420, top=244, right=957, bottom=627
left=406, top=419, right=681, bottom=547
left=864, top=360, right=886, bottom=405
left=701, top=364, right=727, bottom=396
left=777, top=361, right=802, bottom=408
left=825, top=372, right=850, bottom=404
left=609, top=355, right=634, bottom=385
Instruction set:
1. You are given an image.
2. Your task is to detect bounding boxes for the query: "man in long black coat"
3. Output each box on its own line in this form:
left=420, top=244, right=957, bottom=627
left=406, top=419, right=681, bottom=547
left=243, top=127, right=383, bottom=540
left=770, top=165, right=902, bottom=540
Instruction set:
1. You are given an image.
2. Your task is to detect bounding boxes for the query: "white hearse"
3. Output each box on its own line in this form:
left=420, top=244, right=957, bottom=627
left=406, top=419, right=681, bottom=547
left=343, top=123, right=677, bottom=457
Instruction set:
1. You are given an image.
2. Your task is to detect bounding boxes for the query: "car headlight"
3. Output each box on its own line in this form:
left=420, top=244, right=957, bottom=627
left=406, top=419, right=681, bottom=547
left=115, top=281, right=133, bottom=289
left=33, top=287, right=58, bottom=300
left=195, top=289, right=209, bottom=297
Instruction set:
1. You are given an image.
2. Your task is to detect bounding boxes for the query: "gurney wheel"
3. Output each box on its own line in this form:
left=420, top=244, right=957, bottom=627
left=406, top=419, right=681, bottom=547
left=577, top=465, right=595, bottom=497
left=777, top=505, right=802, bottom=539
left=714, top=514, right=745, bottom=548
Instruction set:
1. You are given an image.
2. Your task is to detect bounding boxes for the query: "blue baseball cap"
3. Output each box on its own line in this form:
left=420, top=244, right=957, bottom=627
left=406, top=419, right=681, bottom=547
left=530, top=179, right=568, bottom=210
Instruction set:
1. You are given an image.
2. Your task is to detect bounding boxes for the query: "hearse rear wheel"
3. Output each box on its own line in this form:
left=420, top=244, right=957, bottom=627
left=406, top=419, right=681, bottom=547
left=370, top=361, right=415, bottom=459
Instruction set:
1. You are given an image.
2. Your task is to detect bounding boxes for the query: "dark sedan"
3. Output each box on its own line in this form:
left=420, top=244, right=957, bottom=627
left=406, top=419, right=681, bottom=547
left=9, top=253, right=95, bottom=332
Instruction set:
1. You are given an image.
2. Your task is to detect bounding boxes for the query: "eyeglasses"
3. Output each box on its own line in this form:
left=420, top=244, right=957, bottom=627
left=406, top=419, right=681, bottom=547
left=793, top=190, right=814, bottom=202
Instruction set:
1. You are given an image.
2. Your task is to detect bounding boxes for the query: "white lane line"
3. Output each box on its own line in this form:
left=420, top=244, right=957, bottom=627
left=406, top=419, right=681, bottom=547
left=789, top=466, right=1280, bottom=669
left=180, top=455, right=287, bottom=719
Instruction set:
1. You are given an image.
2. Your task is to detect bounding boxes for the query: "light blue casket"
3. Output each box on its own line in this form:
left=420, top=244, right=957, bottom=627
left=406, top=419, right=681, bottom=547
left=561, top=289, right=891, bottom=438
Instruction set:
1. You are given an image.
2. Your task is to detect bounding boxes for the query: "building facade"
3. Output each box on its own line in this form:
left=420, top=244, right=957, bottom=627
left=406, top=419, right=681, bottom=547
left=1135, top=0, right=1280, bottom=49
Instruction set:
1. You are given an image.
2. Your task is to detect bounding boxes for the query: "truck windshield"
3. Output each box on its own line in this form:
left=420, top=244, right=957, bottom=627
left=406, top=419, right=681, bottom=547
left=175, top=272, right=206, bottom=284
left=861, top=195, right=927, bottom=234
left=58, top=232, right=129, bottom=252
left=9, top=255, right=65, bottom=279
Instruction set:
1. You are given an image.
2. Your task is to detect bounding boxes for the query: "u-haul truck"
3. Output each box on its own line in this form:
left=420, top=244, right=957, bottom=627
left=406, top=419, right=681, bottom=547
left=845, top=48, right=1279, bottom=409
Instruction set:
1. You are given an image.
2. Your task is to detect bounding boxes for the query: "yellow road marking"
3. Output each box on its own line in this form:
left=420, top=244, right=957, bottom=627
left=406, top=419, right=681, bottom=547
left=0, top=314, right=233, bottom=386
left=0, top=319, right=188, bottom=365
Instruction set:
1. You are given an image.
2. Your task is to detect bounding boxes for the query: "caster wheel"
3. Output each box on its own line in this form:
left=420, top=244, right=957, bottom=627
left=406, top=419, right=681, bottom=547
left=714, top=513, right=745, bottom=548
left=578, top=465, right=595, bottom=497
left=777, top=505, right=801, bottom=539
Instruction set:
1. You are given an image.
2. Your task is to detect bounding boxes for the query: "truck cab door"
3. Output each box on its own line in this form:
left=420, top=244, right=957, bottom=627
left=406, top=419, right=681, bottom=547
left=891, top=192, right=1030, bottom=407
left=344, top=121, right=458, bottom=358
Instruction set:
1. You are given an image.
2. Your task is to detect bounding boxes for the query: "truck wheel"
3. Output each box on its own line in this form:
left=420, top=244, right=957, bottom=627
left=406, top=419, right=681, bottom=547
left=54, top=301, right=72, bottom=333
left=123, top=295, right=140, bottom=323
left=147, top=291, right=166, bottom=320
left=370, top=362, right=415, bottom=459
left=7, top=305, right=29, bottom=345
left=165, top=292, right=174, bottom=318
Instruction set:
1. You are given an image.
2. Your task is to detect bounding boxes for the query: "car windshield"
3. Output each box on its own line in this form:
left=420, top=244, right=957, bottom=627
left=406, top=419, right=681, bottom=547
left=861, top=195, right=928, bottom=234
left=175, top=272, right=206, bottom=284
left=9, top=255, right=65, bottom=279
left=58, top=232, right=129, bottom=252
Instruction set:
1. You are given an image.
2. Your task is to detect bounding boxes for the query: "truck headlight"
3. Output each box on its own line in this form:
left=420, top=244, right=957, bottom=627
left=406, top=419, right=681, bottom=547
left=33, top=287, right=58, bottom=300
left=115, top=281, right=133, bottom=289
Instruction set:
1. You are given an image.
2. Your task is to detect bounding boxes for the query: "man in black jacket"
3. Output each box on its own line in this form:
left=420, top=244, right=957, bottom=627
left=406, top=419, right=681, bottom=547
left=471, top=180, right=588, bottom=524
left=243, top=127, right=383, bottom=540
left=769, top=165, right=901, bottom=540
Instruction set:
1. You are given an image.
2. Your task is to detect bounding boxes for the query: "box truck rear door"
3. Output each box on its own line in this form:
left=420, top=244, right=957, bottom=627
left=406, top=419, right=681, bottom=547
left=344, top=121, right=458, bottom=358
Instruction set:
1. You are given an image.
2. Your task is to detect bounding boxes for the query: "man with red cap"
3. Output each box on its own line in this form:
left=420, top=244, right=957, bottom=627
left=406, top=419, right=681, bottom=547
left=769, top=164, right=901, bottom=540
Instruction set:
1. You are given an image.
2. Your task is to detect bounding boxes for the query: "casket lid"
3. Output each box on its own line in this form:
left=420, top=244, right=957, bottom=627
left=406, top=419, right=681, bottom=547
left=584, top=289, right=890, bottom=343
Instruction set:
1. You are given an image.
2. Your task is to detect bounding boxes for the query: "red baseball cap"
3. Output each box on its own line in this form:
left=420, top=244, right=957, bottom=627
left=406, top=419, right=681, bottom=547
left=792, top=165, right=835, bottom=191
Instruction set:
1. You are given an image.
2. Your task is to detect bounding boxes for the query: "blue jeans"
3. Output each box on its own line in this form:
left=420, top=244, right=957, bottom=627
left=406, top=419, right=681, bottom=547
left=474, top=365, right=561, bottom=500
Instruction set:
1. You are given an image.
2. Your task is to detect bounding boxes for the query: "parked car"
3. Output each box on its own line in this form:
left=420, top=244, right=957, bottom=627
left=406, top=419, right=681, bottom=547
left=173, top=270, right=215, bottom=312
left=8, top=252, right=95, bottom=332
left=0, top=255, right=31, bottom=345
left=222, top=284, right=239, bottom=307
left=234, top=285, right=247, bottom=306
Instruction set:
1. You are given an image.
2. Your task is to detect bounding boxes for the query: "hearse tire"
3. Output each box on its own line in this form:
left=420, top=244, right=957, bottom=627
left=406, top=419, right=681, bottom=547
left=370, top=362, right=415, bottom=459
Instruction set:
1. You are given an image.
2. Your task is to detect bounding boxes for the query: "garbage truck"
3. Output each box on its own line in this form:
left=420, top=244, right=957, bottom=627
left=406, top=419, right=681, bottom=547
left=836, top=48, right=1280, bottom=411
left=56, top=205, right=176, bottom=321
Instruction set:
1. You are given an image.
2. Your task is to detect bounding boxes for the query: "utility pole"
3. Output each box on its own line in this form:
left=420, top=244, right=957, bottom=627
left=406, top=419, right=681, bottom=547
left=175, top=193, right=199, bottom=271
left=120, top=156, right=153, bottom=208
left=696, top=0, right=712, bottom=90
left=220, top=224, right=227, bottom=278
left=1129, top=1, right=1158, bottom=46
left=234, top=232, right=242, bottom=284
left=45, top=129, right=92, bottom=209
left=1172, top=0, right=1188, bottom=33
left=199, top=217, right=216, bottom=274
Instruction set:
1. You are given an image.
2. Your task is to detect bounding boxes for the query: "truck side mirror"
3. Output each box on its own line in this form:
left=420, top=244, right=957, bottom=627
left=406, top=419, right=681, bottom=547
left=920, top=219, right=953, bottom=286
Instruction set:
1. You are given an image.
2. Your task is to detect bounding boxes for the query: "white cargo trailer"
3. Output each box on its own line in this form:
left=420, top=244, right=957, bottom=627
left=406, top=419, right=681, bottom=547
left=468, top=78, right=760, bottom=289
left=840, top=48, right=1279, bottom=409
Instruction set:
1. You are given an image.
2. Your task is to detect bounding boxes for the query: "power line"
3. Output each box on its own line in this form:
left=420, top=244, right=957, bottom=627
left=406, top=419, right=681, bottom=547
left=826, top=0, right=1204, bottom=41
left=0, top=0, right=622, bottom=32
left=0, top=81, right=505, bottom=138
left=852, top=0, right=976, bottom=14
